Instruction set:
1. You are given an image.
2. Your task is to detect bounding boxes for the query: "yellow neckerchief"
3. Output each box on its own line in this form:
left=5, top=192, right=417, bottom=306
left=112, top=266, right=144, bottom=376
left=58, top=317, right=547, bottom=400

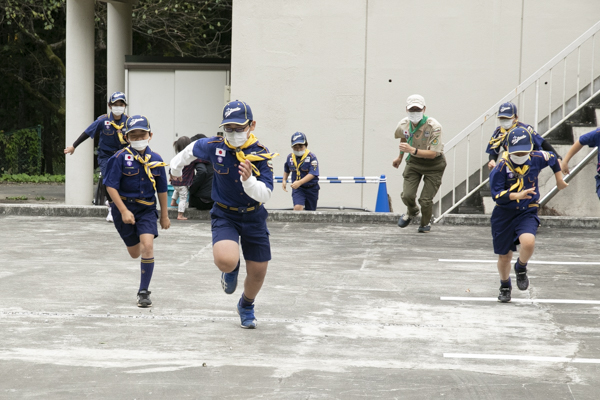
left=501, top=151, right=530, bottom=202
left=109, top=114, right=127, bottom=145
left=489, top=120, right=519, bottom=150
left=223, top=133, right=279, bottom=177
left=292, top=149, right=310, bottom=181
left=124, top=147, right=168, bottom=192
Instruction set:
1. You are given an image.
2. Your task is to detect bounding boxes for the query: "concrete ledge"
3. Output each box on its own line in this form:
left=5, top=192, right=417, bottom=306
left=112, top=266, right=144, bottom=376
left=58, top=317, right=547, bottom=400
left=439, top=214, right=600, bottom=229
left=2, top=205, right=599, bottom=228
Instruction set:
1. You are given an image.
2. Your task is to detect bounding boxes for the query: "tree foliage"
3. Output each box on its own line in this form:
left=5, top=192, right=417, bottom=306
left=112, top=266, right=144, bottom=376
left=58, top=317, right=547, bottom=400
left=0, top=0, right=232, bottom=174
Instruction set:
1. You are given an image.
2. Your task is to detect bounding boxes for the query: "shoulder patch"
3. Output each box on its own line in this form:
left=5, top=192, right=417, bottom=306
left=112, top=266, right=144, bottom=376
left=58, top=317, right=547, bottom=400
left=208, top=137, right=224, bottom=144
left=97, top=114, right=108, bottom=121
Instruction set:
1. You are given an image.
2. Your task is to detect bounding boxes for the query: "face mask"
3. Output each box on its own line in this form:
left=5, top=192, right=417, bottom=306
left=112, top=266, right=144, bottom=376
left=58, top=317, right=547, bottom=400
left=293, top=149, right=306, bottom=157
left=130, top=138, right=149, bottom=151
left=499, top=119, right=514, bottom=130
left=510, top=154, right=529, bottom=165
left=225, top=130, right=249, bottom=147
left=408, top=111, right=424, bottom=124
left=112, top=106, right=125, bottom=116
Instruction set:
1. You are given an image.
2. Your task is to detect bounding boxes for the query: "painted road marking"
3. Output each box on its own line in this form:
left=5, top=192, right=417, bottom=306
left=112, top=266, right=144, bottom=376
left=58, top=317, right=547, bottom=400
left=439, top=259, right=600, bottom=265
left=444, top=353, right=600, bottom=364
left=440, top=297, right=600, bottom=304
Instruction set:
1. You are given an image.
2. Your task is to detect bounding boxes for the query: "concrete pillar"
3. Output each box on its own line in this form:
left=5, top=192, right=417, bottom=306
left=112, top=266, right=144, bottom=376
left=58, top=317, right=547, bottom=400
left=65, top=0, right=95, bottom=205
left=107, top=1, right=132, bottom=103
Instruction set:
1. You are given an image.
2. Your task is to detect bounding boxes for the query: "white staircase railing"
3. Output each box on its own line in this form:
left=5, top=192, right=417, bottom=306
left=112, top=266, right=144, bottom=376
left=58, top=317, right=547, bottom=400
left=434, top=20, right=600, bottom=223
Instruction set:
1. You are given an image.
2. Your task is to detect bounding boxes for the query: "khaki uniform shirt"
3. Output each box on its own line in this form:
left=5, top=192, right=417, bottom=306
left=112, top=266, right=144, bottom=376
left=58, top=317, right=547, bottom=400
left=394, top=117, right=444, bottom=157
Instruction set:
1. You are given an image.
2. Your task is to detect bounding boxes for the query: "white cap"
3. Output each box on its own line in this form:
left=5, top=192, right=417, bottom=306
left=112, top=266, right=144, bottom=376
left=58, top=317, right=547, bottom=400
left=406, top=94, right=426, bottom=110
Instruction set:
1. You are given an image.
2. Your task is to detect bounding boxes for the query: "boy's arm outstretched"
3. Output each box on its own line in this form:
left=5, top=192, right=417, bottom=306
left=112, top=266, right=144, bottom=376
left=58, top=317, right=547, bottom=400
left=561, top=140, right=584, bottom=175
left=171, top=142, right=201, bottom=178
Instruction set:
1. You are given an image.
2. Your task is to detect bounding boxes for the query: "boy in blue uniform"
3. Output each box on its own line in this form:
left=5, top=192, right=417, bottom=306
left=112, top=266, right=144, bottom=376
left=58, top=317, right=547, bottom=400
left=103, top=115, right=170, bottom=307
left=170, top=101, right=278, bottom=329
left=282, top=132, right=320, bottom=211
left=486, top=102, right=562, bottom=171
left=561, top=127, right=600, bottom=199
left=489, top=127, right=567, bottom=302
left=64, top=91, right=130, bottom=222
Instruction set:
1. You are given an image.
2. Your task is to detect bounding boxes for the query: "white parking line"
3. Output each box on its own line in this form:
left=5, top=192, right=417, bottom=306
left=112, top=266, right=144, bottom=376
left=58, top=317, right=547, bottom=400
left=440, top=297, right=600, bottom=304
left=439, top=259, right=600, bottom=265
left=444, top=353, right=600, bottom=364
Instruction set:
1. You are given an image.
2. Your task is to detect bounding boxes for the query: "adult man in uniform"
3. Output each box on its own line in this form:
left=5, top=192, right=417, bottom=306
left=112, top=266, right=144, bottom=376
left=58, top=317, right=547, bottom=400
left=392, top=94, right=446, bottom=233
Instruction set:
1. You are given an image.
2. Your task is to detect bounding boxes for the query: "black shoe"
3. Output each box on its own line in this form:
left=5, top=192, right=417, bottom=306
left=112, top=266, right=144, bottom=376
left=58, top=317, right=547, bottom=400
left=397, top=214, right=412, bottom=228
left=137, top=290, right=152, bottom=308
left=498, top=286, right=512, bottom=303
left=514, top=264, right=529, bottom=291
left=418, top=225, right=431, bottom=233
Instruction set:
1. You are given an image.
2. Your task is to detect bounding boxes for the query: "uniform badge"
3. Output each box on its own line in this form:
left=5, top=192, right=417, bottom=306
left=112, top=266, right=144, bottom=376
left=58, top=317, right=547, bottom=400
left=431, top=138, right=439, bottom=146
left=403, top=130, right=409, bottom=138
left=125, top=154, right=133, bottom=161
left=217, top=156, right=223, bottom=163
left=216, top=148, right=225, bottom=157
left=267, top=160, right=274, bottom=168
left=126, top=161, right=132, bottom=166
left=311, top=160, right=318, bottom=167
left=305, top=157, right=310, bottom=163
left=425, top=131, right=431, bottom=137
left=104, top=121, right=111, bottom=126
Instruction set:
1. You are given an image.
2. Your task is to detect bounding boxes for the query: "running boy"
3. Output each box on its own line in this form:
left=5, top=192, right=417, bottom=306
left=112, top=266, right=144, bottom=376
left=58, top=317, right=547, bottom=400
left=489, top=127, right=567, bottom=303
left=170, top=100, right=278, bottom=329
left=561, top=127, right=600, bottom=199
left=282, top=132, right=320, bottom=211
left=486, top=102, right=562, bottom=170
left=64, top=91, right=129, bottom=222
left=104, top=115, right=170, bottom=307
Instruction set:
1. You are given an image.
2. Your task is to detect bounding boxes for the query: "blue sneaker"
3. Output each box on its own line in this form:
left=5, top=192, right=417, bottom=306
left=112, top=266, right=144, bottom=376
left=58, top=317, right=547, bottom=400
left=237, top=302, right=257, bottom=329
left=221, top=261, right=240, bottom=294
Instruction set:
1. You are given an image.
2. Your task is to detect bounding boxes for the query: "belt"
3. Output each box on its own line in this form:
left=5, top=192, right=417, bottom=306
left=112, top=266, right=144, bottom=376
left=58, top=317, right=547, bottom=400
left=119, top=195, right=155, bottom=206
left=216, top=202, right=262, bottom=213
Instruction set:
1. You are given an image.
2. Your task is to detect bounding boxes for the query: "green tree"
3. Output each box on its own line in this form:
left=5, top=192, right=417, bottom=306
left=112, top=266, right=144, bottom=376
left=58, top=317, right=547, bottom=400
left=0, top=0, right=231, bottom=175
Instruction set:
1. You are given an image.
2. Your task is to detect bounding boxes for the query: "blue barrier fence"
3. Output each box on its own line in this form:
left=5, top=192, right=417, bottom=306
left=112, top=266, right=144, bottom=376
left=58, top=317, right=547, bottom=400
left=275, top=175, right=390, bottom=212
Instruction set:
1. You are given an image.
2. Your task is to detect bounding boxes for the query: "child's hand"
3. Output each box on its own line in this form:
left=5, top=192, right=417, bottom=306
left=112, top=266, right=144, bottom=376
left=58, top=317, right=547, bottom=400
left=160, top=216, right=170, bottom=230
left=171, top=175, right=183, bottom=183
left=487, top=160, right=496, bottom=170
left=282, top=182, right=287, bottom=192
left=557, top=180, right=569, bottom=191
left=239, top=160, right=252, bottom=181
left=561, top=162, right=570, bottom=175
left=122, top=210, right=135, bottom=225
left=515, top=187, right=536, bottom=200
left=291, top=181, right=301, bottom=189
left=392, top=157, right=402, bottom=169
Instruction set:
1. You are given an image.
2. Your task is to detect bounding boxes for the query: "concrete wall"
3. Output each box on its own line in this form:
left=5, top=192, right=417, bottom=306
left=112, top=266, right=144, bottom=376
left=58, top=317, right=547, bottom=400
left=231, top=0, right=600, bottom=212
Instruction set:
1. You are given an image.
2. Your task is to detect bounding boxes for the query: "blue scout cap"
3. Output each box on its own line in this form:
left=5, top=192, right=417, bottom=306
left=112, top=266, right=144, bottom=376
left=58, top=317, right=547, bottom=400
left=220, top=100, right=253, bottom=126
left=109, top=91, right=127, bottom=105
left=291, top=132, right=307, bottom=146
left=125, top=115, right=151, bottom=134
left=498, top=102, right=517, bottom=118
left=507, top=127, right=533, bottom=153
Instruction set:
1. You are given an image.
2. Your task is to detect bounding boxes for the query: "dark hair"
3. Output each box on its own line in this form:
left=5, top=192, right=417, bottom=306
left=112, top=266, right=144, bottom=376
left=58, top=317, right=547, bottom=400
left=173, top=136, right=192, bottom=153
left=191, top=133, right=207, bottom=142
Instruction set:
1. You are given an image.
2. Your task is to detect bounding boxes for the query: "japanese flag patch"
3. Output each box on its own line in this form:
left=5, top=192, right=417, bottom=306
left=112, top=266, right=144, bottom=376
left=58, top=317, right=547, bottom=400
left=125, top=154, right=133, bottom=161
left=216, top=148, right=226, bottom=157
left=104, top=120, right=111, bottom=126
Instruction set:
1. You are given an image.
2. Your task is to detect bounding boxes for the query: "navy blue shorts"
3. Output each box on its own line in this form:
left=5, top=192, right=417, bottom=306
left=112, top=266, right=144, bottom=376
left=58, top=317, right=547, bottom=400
left=210, top=204, right=271, bottom=262
left=490, top=206, right=540, bottom=255
left=111, top=202, right=159, bottom=247
left=292, top=185, right=319, bottom=211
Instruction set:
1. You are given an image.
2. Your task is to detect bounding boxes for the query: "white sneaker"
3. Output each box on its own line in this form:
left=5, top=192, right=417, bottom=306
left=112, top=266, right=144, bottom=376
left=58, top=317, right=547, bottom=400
left=106, top=208, right=113, bottom=222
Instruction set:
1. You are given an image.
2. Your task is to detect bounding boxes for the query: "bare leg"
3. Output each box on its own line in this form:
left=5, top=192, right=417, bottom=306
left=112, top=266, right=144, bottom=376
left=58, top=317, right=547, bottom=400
left=243, top=261, right=268, bottom=299
left=212, top=240, right=240, bottom=273
left=497, top=250, right=513, bottom=281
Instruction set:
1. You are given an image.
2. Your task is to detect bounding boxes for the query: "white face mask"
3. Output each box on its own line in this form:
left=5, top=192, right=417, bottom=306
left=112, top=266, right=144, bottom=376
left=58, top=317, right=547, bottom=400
left=510, top=154, right=529, bottom=165
left=499, top=119, right=514, bottom=130
left=408, top=111, right=424, bottom=124
left=225, top=130, right=249, bottom=147
left=130, top=138, right=149, bottom=151
left=293, top=149, right=306, bottom=157
left=112, top=106, right=125, bottom=116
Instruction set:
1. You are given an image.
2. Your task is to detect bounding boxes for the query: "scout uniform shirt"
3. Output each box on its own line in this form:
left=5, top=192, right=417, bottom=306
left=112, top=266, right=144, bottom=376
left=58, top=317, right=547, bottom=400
left=191, top=136, right=274, bottom=208
left=490, top=150, right=560, bottom=210
left=284, top=151, right=320, bottom=186
left=103, top=146, right=168, bottom=203
left=486, top=122, right=544, bottom=159
left=578, top=127, right=600, bottom=172
left=84, top=112, right=129, bottom=156
left=394, top=117, right=444, bottom=159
